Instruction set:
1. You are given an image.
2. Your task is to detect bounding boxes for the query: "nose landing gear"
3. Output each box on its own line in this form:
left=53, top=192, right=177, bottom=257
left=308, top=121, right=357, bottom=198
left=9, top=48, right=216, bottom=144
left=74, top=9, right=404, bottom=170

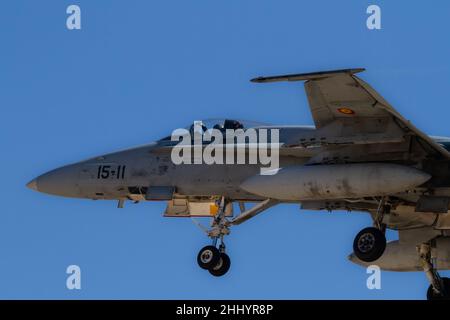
left=194, top=196, right=279, bottom=277
left=196, top=197, right=232, bottom=277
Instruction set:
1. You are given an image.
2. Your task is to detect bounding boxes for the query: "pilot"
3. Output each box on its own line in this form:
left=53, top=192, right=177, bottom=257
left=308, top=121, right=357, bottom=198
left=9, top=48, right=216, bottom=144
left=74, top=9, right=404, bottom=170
left=223, top=119, right=244, bottom=130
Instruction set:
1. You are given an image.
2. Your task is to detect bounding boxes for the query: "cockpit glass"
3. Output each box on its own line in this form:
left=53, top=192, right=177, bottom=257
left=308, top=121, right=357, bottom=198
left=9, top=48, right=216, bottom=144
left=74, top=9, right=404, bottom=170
left=433, top=136, right=450, bottom=152
left=158, top=118, right=270, bottom=141
left=185, top=119, right=269, bottom=130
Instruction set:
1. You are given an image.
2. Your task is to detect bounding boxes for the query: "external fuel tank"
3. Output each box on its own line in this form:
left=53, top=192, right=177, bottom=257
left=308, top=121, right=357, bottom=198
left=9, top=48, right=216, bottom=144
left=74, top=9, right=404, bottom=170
left=240, top=163, right=431, bottom=201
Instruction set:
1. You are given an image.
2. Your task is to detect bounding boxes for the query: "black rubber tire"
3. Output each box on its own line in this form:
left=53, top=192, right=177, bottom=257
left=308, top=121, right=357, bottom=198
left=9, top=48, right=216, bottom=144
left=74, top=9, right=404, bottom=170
left=208, top=253, right=231, bottom=277
left=353, top=227, right=386, bottom=262
left=197, top=245, right=220, bottom=270
left=427, top=277, right=450, bottom=300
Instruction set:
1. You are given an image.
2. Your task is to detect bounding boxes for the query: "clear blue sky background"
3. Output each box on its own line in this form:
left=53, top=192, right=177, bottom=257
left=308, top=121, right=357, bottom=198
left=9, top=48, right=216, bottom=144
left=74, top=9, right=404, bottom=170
left=1, top=0, right=449, bottom=299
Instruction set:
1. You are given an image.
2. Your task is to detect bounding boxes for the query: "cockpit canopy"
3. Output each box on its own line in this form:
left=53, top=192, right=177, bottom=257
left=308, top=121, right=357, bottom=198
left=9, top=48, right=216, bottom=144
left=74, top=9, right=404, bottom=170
left=186, top=119, right=268, bottom=131
left=433, top=136, right=450, bottom=152
left=158, top=118, right=269, bottom=141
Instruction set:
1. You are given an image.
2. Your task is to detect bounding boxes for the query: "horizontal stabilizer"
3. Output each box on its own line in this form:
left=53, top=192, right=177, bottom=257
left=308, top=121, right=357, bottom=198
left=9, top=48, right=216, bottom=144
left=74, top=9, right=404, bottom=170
left=250, top=68, right=365, bottom=83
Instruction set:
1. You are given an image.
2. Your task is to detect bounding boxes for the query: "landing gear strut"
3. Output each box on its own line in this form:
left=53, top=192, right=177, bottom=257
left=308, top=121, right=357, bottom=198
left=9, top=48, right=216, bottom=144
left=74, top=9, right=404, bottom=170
left=352, top=197, right=388, bottom=262
left=418, top=242, right=450, bottom=300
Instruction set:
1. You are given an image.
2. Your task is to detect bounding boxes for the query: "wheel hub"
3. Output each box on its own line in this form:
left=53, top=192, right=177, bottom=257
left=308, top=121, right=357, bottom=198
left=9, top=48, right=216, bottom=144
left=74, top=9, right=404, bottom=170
left=201, top=250, right=213, bottom=264
left=212, top=257, right=223, bottom=270
left=357, top=233, right=376, bottom=253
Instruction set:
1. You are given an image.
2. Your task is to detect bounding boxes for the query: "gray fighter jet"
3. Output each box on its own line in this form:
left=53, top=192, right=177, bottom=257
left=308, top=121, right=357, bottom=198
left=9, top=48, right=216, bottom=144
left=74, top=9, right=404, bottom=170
left=27, top=69, right=450, bottom=299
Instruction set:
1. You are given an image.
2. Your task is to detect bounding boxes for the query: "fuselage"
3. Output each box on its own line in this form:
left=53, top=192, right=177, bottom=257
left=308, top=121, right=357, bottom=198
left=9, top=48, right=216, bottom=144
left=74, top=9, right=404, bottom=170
left=26, top=122, right=450, bottom=203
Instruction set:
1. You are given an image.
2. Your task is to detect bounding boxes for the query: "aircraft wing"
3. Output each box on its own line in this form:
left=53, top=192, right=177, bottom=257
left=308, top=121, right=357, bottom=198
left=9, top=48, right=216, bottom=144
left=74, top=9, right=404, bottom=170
left=252, top=68, right=450, bottom=160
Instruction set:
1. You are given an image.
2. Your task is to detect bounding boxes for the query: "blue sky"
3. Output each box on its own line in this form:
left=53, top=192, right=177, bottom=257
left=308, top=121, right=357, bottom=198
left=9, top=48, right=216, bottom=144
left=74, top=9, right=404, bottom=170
left=1, top=0, right=449, bottom=299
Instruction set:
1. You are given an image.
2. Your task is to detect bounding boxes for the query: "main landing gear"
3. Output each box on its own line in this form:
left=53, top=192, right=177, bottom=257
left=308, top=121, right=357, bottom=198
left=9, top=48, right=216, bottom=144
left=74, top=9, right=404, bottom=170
left=352, top=197, right=388, bottom=262
left=418, top=242, right=450, bottom=300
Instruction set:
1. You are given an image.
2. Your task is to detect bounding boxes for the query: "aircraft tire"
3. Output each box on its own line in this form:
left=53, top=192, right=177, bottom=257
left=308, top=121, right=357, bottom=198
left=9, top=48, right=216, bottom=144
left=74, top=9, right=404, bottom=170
left=427, top=277, right=450, bottom=300
left=208, top=253, right=231, bottom=277
left=197, top=245, right=220, bottom=270
left=353, top=227, right=386, bottom=262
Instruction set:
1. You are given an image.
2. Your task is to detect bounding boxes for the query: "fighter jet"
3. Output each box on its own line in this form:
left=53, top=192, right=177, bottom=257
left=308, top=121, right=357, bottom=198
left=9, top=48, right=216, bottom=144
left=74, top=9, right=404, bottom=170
left=27, top=68, right=450, bottom=300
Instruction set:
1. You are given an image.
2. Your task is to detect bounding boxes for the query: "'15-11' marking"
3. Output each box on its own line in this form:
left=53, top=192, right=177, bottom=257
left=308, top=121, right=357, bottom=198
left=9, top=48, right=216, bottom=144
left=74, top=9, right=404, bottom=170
left=97, top=165, right=126, bottom=179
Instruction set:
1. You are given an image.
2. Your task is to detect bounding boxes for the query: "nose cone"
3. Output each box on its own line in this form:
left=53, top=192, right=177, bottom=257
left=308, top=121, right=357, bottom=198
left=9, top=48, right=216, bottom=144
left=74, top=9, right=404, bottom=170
left=26, top=164, right=81, bottom=198
left=26, top=178, right=38, bottom=191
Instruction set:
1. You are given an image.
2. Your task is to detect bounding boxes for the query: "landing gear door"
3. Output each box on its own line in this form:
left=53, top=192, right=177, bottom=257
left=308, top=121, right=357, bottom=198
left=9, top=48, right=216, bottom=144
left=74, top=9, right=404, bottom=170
left=164, top=200, right=233, bottom=217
